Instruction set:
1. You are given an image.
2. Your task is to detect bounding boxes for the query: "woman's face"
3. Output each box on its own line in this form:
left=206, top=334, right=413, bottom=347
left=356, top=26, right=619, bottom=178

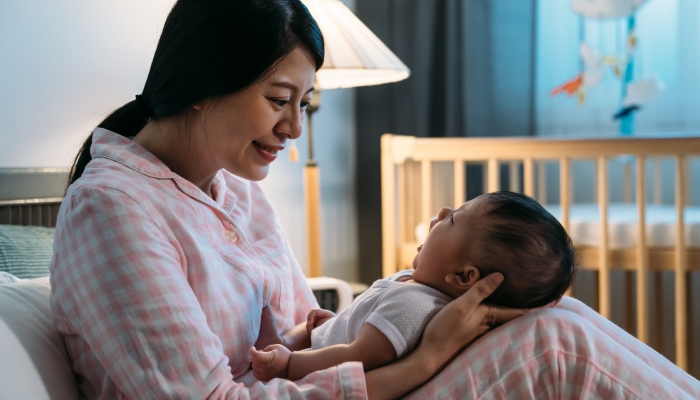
left=197, top=47, right=316, bottom=181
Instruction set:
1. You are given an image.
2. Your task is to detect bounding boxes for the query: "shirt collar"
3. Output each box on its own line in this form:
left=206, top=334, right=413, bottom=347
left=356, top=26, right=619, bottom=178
left=91, top=127, right=177, bottom=179
left=90, top=128, right=237, bottom=214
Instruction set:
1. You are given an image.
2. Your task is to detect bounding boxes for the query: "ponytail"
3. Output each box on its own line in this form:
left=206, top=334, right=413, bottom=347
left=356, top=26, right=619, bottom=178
left=67, top=98, right=152, bottom=188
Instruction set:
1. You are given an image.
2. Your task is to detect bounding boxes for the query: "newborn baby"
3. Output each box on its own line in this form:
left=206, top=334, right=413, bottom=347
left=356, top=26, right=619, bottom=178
left=250, top=191, right=576, bottom=382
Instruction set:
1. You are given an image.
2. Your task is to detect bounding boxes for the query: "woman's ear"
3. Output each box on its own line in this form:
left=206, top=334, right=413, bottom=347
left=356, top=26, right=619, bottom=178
left=445, top=265, right=481, bottom=292
left=192, top=103, right=203, bottom=111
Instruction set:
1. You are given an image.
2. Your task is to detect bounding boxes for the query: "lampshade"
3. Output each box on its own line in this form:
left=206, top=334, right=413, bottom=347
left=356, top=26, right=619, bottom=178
left=302, top=0, right=410, bottom=90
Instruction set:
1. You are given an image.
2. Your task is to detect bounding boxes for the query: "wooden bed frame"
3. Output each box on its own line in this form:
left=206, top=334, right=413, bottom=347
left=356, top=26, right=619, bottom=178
left=0, top=167, right=67, bottom=227
left=380, top=133, right=700, bottom=373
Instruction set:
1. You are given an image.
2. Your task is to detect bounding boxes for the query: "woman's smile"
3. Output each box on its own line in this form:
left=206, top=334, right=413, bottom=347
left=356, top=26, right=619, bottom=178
left=252, top=140, right=284, bottom=162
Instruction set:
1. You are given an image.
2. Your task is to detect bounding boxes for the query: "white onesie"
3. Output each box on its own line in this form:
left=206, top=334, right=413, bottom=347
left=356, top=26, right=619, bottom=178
left=311, top=270, right=452, bottom=357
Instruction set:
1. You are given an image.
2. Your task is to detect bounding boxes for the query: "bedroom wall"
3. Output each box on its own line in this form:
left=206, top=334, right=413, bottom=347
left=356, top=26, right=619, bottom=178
left=0, top=0, right=359, bottom=282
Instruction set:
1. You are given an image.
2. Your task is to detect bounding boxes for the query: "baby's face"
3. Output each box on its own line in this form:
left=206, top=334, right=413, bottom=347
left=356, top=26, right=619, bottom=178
left=411, top=196, right=490, bottom=297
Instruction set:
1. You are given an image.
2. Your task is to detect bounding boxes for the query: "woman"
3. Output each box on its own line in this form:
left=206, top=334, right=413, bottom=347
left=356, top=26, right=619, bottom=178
left=50, top=0, right=698, bottom=399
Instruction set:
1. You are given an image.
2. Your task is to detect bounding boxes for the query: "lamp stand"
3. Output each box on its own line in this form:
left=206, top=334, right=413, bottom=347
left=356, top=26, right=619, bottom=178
left=304, top=88, right=322, bottom=277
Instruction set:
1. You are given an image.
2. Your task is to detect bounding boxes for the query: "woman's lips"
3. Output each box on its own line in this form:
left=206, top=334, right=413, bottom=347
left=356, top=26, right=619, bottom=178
left=253, top=141, right=281, bottom=162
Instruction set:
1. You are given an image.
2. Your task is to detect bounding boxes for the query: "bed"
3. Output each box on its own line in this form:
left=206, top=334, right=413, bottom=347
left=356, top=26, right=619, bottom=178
left=380, top=133, right=700, bottom=374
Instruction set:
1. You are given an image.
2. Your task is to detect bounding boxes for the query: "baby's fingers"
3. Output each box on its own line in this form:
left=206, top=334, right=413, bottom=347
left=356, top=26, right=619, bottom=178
left=307, top=310, right=319, bottom=335
left=249, top=347, right=272, bottom=366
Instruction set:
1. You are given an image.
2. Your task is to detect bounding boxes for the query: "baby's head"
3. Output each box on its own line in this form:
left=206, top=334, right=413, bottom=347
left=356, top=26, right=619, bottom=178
left=411, top=191, right=576, bottom=308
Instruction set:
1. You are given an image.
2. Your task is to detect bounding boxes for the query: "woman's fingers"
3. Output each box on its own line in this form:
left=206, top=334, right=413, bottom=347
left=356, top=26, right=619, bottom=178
left=481, top=304, right=530, bottom=326
left=459, top=273, right=504, bottom=308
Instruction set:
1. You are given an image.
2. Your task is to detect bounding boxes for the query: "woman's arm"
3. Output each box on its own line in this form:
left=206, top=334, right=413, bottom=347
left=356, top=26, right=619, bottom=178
left=365, top=273, right=528, bottom=400
left=254, top=273, right=525, bottom=399
left=251, top=323, right=397, bottom=381
left=52, top=187, right=369, bottom=400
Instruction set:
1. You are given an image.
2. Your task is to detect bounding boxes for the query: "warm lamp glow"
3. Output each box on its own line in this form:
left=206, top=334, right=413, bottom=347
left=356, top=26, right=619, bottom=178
left=302, top=0, right=410, bottom=90
left=299, top=0, right=409, bottom=278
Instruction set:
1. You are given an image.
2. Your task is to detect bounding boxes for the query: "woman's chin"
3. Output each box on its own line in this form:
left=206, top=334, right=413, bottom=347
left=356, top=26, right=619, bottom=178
left=227, top=165, right=270, bottom=181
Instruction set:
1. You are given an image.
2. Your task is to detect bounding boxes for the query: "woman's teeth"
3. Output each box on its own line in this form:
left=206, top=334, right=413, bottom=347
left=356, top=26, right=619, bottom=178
left=254, top=141, right=278, bottom=155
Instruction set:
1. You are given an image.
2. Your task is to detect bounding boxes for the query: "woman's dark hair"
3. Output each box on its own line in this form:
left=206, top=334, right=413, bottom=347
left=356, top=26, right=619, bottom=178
left=474, top=191, right=577, bottom=309
left=67, top=0, right=324, bottom=188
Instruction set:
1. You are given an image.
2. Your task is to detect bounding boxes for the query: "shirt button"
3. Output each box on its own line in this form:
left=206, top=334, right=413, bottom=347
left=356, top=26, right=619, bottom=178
left=224, top=230, right=238, bottom=243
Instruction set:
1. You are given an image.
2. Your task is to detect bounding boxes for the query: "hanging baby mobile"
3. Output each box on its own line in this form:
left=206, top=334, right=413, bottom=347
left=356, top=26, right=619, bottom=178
left=550, top=0, right=664, bottom=135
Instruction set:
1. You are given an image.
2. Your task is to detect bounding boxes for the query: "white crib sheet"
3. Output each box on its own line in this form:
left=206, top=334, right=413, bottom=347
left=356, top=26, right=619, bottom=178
left=545, top=203, right=700, bottom=249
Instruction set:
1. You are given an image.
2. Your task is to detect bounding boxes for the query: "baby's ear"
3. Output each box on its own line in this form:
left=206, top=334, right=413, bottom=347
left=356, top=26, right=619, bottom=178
left=445, top=265, right=480, bottom=291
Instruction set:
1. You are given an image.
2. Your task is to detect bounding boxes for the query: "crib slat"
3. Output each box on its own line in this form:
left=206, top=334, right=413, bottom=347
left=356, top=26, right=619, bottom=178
left=398, top=163, right=407, bottom=245
left=560, top=157, right=571, bottom=233
left=598, top=156, right=611, bottom=319
left=636, top=156, right=649, bottom=344
left=381, top=135, right=398, bottom=277
left=488, top=158, right=499, bottom=193
left=421, top=160, right=432, bottom=240
left=674, top=156, right=688, bottom=371
left=560, top=157, right=572, bottom=297
left=538, top=160, right=547, bottom=204
left=524, top=158, right=534, bottom=197
left=453, top=160, right=465, bottom=208
left=406, top=163, right=416, bottom=242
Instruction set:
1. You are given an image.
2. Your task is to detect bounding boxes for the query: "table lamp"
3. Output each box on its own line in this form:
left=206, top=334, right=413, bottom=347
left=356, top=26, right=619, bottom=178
left=301, top=0, right=410, bottom=277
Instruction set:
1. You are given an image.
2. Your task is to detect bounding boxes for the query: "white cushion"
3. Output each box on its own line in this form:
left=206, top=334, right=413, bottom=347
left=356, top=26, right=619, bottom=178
left=0, top=277, right=78, bottom=399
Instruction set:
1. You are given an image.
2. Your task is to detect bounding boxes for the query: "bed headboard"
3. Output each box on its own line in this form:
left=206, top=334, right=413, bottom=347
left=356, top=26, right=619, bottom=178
left=0, top=168, right=68, bottom=227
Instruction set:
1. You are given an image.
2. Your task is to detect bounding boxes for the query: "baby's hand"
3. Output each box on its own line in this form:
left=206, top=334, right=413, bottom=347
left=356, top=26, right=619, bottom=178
left=254, top=307, right=283, bottom=350
left=249, top=345, right=291, bottom=381
left=306, top=308, right=336, bottom=336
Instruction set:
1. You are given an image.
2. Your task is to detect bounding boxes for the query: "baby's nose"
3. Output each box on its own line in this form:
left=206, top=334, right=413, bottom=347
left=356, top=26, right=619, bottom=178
left=429, top=216, right=438, bottom=231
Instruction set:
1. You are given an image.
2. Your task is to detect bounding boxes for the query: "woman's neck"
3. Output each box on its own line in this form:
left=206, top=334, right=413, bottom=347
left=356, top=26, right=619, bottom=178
left=133, top=119, right=218, bottom=198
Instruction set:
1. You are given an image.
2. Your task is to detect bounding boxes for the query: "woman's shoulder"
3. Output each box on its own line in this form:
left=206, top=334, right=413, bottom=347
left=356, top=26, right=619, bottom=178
left=67, top=159, right=163, bottom=204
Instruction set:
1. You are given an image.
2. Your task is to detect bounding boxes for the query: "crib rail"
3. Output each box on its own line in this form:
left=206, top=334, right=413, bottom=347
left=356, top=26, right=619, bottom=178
left=380, top=133, right=700, bottom=373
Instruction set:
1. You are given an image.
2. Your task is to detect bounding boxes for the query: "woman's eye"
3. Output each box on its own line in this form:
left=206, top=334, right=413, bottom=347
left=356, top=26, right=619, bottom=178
left=270, top=98, right=288, bottom=107
left=300, top=101, right=310, bottom=111
left=450, top=214, right=454, bottom=225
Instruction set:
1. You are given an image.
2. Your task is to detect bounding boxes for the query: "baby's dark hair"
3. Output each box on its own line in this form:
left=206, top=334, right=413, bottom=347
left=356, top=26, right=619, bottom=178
left=473, top=191, right=576, bottom=308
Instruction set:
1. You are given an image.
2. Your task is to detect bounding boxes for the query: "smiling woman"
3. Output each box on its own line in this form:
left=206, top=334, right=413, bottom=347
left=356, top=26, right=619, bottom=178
left=53, top=0, right=526, bottom=398
left=66, top=0, right=323, bottom=192
left=132, top=47, right=316, bottom=189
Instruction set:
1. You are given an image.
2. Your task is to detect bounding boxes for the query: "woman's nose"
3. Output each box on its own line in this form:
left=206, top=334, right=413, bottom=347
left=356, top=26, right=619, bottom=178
left=276, top=107, right=303, bottom=140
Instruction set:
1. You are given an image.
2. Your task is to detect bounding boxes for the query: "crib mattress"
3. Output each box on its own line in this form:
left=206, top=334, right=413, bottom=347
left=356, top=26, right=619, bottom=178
left=544, top=203, right=700, bottom=249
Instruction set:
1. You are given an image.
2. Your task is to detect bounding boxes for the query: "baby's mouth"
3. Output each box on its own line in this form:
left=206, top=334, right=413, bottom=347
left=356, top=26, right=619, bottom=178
left=253, top=141, right=279, bottom=155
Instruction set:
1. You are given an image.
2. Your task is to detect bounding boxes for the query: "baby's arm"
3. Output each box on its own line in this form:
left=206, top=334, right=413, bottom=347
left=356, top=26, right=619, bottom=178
left=250, top=323, right=397, bottom=381
left=281, top=308, right=337, bottom=351
left=255, top=307, right=336, bottom=352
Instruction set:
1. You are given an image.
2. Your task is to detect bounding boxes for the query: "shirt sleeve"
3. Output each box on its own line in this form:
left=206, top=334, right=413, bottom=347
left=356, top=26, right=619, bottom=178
left=51, top=187, right=366, bottom=399
left=365, top=287, right=449, bottom=357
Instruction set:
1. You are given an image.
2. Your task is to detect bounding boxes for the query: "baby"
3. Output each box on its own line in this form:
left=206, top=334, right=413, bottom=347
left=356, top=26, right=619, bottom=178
left=250, top=191, right=576, bottom=382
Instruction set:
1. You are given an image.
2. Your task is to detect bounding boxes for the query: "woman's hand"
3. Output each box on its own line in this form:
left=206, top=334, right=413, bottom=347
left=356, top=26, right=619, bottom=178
left=417, top=273, right=529, bottom=370
left=365, top=273, right=527, bottom=400
left=306, top=308, right=336, bottom=336
left=249, top=345, right=291, bottom=382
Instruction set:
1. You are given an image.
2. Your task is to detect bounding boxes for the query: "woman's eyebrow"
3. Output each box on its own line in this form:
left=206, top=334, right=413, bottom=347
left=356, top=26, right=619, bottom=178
left=270, top=81, right=314, bottom=94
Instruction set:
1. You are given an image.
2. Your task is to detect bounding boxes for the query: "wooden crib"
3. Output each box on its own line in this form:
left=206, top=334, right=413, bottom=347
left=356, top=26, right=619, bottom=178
left=380, top=133, right=700, bottom=374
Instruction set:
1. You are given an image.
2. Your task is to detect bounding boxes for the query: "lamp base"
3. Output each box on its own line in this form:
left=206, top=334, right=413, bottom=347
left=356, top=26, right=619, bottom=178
left=304, top=164, right=322, bottom=277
